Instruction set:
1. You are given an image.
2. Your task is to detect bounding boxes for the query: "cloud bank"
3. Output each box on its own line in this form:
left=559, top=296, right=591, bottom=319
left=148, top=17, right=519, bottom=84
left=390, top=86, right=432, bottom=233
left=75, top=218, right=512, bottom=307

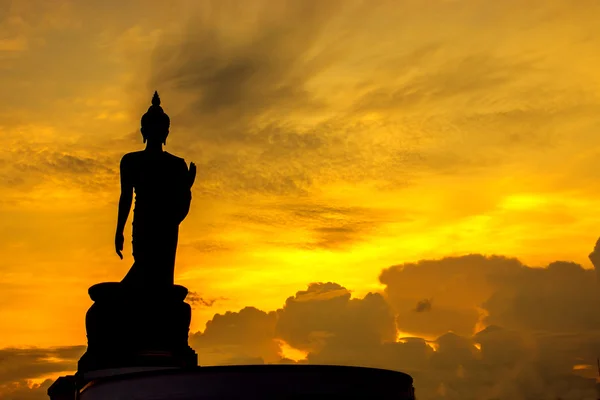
left=188, top=255, right=600, bottom=400
left=4, top=251, right=600, bottom=399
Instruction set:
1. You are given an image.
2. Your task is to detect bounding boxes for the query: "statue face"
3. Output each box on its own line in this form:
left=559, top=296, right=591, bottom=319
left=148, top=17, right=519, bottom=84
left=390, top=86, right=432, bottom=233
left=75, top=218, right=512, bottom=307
left=141, top=126, right=169, bottom=144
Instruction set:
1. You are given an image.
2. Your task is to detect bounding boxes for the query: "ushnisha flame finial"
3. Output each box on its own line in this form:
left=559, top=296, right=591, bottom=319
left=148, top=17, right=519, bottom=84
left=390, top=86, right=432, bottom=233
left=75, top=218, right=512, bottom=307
left=152, top=91, right=161, bottom=107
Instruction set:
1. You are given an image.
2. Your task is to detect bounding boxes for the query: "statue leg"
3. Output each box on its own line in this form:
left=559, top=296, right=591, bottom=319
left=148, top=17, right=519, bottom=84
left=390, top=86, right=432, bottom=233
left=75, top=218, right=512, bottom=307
left=121, top=225, right=148, bottom=287
left=154, top=226, right=178, bottom=286
left=122, top=224, right=178, bottom=288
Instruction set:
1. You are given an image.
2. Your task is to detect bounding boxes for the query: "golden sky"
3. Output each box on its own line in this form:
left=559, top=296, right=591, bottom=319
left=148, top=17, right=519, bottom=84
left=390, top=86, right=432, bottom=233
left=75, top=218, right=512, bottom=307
left=3, top=1, right=600, bottom=398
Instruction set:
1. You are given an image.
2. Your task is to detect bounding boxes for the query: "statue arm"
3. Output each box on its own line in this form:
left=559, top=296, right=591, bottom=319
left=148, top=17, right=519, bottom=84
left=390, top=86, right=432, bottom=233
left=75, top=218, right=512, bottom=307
left=175, top=160, right=195, bottom=224
left=115, top=156, right=133, bottom=258
left=117, top=157, right=134, bottom=233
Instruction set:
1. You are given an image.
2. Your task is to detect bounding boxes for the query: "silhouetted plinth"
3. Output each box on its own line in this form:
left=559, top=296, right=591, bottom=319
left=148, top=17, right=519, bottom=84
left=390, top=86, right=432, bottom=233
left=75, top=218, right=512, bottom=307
left=47, top=375, right=76, bottom=400
left=77, top=365, right=415, bottom=399
left=78, top=282, right=197, bottom=374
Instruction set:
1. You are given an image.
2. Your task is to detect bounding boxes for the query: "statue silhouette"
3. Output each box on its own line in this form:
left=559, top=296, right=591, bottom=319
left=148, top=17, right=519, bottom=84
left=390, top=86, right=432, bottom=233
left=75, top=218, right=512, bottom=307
left=115, top=91, right=196, bottom=288
left=77, top=91, right=198, bottom=376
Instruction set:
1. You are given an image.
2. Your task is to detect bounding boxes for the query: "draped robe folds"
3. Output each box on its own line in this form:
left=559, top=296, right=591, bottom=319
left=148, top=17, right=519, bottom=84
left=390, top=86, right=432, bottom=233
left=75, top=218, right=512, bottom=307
left=120, top=151, right=192, bottom=289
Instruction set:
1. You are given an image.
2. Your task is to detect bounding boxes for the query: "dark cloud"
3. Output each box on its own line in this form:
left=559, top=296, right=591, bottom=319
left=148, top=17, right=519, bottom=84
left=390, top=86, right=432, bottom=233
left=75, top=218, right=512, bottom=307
left=185, top=240, right=234, bottom=254
left=185, top=291, right=224, bottom=309
left=185, top=238, right=600, bottom=397
left=186, top=264, right=600, bottom=399
left=482, top=261, right=600, bottom=332
left=187, top=282, right=399, bottom=367
left=231, top=203, right=382, bottom=228
left=193, top=154, right=315, bottom=197
left=189, top=306, right=280, bottom=366
left=142, top=0, right=427, bottom=199
left=0, top=378, right=52, bottom=400
left=148, top=0, right=347, bottom=141
left=588, top=237, right=600, bottom=282
left=430, top=332, right=478, bottom=371
left=381, top=253, right=600, bottom=339
left=2, top=147, right=117, bottom=193
left=307, top=222, right=379, bottom=250
left=473, top=325, right=529, bottom=369
left=276, top=283, right=396, bottom=354
left=39, top=152, right=114, bottom=176
left=352, top=53, right=540, bottom=117
left=380, top=254, right=524, bottom=337
left=414, top=298, right=432, bottom=313
left=232, top=203, right=394, bottom=250
left=0, top=346, right=84, bottom=385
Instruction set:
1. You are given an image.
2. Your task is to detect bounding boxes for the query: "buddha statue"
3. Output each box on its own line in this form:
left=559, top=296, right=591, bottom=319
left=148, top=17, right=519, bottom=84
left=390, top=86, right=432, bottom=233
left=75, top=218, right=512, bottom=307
left=114, top=91, right=196, bottom=289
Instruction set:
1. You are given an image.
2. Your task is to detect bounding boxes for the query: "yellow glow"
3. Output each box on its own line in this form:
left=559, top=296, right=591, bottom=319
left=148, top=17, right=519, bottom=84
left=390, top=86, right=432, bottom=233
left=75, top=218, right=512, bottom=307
left=573, top=364, right=593, bottom=371
left=276, top=339, right=309, bottom=362
left=39, top=356, right=65, bottom=363
left=473, top=343, right=482, bottom=351
left=572, top=364, right=598, bottom=380
left=426, top=341, right=440, bottom=352
left=396, top=326, right=439, bottom=343
left=27, top=371, right=75, bottom=387
left=474, top=307, right=490, bottom=335
left=396, top=326, right=441, bottom=353
left=500, top=194, right=549, bottom=210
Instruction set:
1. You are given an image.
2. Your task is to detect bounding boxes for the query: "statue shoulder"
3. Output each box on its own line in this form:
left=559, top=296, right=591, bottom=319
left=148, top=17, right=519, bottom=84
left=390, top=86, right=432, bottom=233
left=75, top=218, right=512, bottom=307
left=120, top=151, right=142, bottom=167
left=164, top=152, right=187, bottom=167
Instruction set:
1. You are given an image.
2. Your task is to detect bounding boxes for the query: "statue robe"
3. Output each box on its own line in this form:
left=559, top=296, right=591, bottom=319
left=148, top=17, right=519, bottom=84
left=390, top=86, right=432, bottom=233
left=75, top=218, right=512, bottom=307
left=119, top=150, right=192, bottom=288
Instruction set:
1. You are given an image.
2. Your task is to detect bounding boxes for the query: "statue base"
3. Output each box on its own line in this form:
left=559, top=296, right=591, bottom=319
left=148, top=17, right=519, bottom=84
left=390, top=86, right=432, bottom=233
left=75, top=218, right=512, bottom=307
left=78, top=282, right=197, bottom=374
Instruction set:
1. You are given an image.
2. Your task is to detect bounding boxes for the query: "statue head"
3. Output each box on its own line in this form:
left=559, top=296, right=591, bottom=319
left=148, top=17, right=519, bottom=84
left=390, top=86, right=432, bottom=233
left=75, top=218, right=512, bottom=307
left=141, top=91, right=170, bottom=145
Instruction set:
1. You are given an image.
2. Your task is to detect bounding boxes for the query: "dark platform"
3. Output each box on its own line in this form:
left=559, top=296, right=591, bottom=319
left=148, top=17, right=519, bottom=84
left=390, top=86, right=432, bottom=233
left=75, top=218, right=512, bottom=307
left=78, top=365, right=415, bottom=399
left=78, top=282, right=197, bottom=373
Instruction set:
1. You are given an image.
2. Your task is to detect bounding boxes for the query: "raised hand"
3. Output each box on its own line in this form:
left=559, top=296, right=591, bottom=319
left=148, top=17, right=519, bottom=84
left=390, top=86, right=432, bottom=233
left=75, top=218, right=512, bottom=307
left=188, top=162, right=196, bottom=188
left=115, top=231, right=124, bottom=260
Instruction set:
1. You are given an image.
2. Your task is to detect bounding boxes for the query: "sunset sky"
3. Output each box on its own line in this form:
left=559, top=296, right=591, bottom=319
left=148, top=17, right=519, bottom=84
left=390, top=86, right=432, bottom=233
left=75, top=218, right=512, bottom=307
left=3, top=0, right=600, bottom=399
